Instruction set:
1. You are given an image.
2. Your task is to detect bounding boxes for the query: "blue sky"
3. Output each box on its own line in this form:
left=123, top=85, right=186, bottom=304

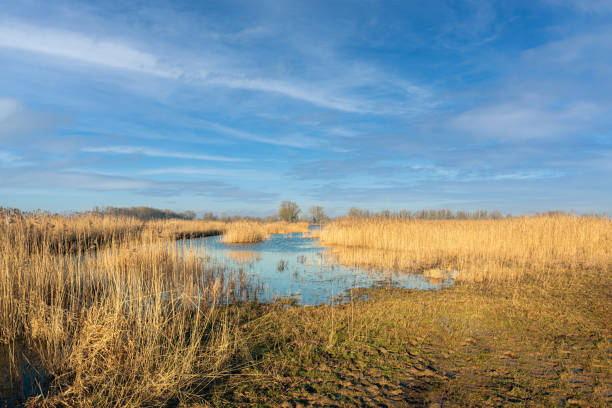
left=0, top=0, right=611, bottom=216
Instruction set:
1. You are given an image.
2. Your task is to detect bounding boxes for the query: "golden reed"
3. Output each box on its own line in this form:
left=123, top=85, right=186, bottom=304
left=320, top=215, right=612, bottom=282
left=0, top=212, right=254, bottom=406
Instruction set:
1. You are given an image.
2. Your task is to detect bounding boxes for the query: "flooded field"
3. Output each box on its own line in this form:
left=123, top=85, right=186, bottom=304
left=180, top=231, right=451, bottom=305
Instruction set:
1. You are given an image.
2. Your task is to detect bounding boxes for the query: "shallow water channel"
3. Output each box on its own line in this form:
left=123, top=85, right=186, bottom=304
left=180, top=231, right=451, bottom=305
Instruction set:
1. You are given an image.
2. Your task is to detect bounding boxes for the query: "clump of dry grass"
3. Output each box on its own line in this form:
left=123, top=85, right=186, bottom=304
left=223, top=222, right=269, bottom=244
left=320, top=215, right=612, bottom=282
left=147, top=218, right=227, bottom=239
left=264, top=221, right=310, bottom=235
left=0, top=212, right=255, bottom=407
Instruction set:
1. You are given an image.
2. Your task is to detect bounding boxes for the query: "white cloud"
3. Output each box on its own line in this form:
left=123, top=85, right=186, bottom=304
left=492, top=171, right=561, bottom=181
left=449, top=101, right=602, bottom=140
left=138, top=167, right=272, bottom=178
left=0, top=21, right=432, bottom=115
left=82, top=145, right=248, bottom=162
left=208, top=76, right=368, bottom=113
left=0, top=21, right=178, bottom=78
left=201, top=120, right=320, bottom=148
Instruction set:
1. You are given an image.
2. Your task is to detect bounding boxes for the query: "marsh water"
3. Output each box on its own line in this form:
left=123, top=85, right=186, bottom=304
left=179, top=231, right=451, bottom=305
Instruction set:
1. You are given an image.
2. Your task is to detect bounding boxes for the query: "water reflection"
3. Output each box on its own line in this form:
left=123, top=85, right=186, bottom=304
left=0, top=342, right=48, bottom=408
left=180, top=232, right=451, bottom=305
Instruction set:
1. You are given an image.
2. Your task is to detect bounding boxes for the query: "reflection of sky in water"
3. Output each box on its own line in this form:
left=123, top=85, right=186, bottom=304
left=181, top=233, right=450, bottom=306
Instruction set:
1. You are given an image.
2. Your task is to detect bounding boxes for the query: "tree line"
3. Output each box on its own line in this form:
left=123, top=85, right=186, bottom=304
left=30, top=204, right=603, bottom=223
left=345, top=208, right=506, bottom=220
left=91, top=206, right=196, bottom=221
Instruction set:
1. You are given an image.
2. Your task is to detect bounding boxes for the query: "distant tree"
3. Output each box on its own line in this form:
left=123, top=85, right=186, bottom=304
left=201, top=212, right=218, bottom=221
left=93, top=206, right=198, bottom=221
left=309, top=206, right=328, bottom=224
left=347, top=207, right=362, bottom=218
left=278, top=201, right=301, bottom=222
left=490, top=210, right=503, bottom=220
left=183, top=210, right=196, bottom=220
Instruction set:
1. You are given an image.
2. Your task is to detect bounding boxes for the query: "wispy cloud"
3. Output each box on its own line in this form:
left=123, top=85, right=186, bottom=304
left=201, top=120, right=321, bottom=148
left=0, top=150, right=30, bottom=167
left=0, top=21, right=177, bottom=78
left=138, top=167, right=268, bottom=178
left=492, top=171, right=562, bottom=181
left=0, top=20, right=433, bottom=115
left=448, top=102, right=602, bottom=140
left=82, top=146, right=248, bottom=162
left=545, top=0, right=612, bottom=13
left=0, top=167, right=276, bottom=201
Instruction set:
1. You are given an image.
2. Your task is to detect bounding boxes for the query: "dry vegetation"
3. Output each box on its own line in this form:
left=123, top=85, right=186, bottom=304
left=0, top=212, right=260, bottom=407
left=147, top=218, right=227, bottom=239
left=1, top=210, right=610, bottom=406
left=222, top=222, right=269, bottom=244
left=320, top=215, right=612, bottom=282
left=263, top=221, right=310, bottom=235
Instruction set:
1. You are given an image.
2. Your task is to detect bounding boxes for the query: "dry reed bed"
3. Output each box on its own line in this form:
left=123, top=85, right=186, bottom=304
left=320, top=216, right=612, bottom=282
left=0, top=215, right=258, bottom=407
left=1, top=211, right=144, bottom=255
left=147, top=218, right=227, bottom=239
left=263, top=221, right=310, bottom=235
left=222, top=222, right=269, bottom=244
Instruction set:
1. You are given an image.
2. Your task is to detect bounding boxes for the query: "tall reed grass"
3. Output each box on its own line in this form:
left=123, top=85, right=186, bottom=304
left=320, top=215, right=612, bottom=282
left=263, top=221, right=310, bottom=235
left=0, top=213, right=256, bottom=406
left=147, top=218, right=227, bottom=239
left=222, top=222, right=269, bottom=244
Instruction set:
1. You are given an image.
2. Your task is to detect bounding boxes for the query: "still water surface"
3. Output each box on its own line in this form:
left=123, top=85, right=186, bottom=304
left=180, top=232, right=450, bottom=305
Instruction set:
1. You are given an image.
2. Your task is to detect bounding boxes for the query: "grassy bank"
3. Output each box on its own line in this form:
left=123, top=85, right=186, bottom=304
left=218, top=272, right=611, bottom=407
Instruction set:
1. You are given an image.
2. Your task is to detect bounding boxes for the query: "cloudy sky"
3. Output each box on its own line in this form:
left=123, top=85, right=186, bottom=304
left=1, top=0, right=610, bottom=216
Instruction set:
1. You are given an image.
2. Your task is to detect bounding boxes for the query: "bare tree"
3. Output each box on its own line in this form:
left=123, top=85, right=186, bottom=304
left=278, top=201, right=301, bottom=222
left=309, top=206, right=328, bottom=224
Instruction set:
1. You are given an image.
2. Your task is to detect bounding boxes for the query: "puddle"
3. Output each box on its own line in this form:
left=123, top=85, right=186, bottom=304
left=179, top=232, right=452, bottom=305
left=0, top=341, right=49, bottom=408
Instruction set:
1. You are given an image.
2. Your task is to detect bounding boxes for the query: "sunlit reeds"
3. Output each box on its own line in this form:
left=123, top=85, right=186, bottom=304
left=1, top=209, right=144, bottom=255
left=147, top=218, right=227, bottom=239
left=320, top=215, right=612, bottom=282
left=263, top=221, right=310, bottom=235
left=0, top=212, right=256, bottom=406
left=222, top=222, right=268, bottom=244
